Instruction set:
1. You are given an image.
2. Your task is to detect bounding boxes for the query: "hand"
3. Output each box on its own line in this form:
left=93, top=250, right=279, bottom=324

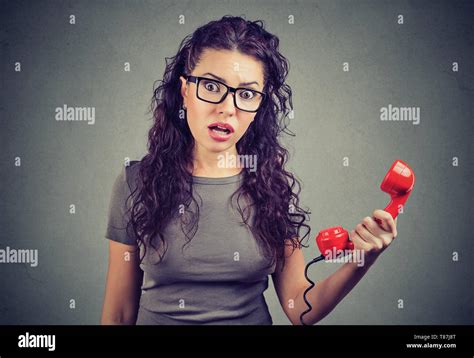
left=349, top=209, right=398, bottom=268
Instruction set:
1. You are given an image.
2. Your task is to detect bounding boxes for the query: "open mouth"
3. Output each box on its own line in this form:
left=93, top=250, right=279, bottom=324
left=208, top=125, right=231, bottom=135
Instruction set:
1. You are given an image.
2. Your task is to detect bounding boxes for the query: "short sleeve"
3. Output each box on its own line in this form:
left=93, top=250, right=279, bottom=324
left=104, top=165, right=138, bottom=246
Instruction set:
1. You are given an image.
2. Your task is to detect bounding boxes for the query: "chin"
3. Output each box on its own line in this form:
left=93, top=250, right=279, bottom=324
left=208, top=143, right=234, bottom=152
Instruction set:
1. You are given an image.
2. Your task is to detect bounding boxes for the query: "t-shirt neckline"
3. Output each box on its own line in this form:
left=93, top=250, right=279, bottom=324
left=192, top=170, right=244, bottom=185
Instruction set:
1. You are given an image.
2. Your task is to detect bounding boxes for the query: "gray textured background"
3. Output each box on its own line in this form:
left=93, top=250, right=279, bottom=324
left=1, top=0, right=473, bottom=325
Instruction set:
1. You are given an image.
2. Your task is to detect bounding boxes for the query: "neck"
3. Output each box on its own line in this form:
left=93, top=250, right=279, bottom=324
left=191, top=144, right=242, bottom=178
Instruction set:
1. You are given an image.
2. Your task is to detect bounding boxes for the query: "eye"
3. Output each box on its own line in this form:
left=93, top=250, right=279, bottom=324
left=239, top=90, right=255, bottom=100
left=202, top=80, right=220, bottom=92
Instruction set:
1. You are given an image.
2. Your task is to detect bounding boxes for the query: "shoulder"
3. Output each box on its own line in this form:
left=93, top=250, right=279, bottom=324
left=124, top=160, right=141, bottom=193
left=105, top=161, right=142, bottom=245
left=110, top=160, right=142, bottom=201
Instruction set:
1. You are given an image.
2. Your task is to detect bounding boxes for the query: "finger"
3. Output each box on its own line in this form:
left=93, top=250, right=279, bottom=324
left=355, top=223, right=385, bottom=251
left=362, top=216, right=384, bottom=237
left=350, top=230, right=372, bottom=252
left=372, top=209, right=392, bottom=231
left=362, top=216, right=395, bottom=246
left=373, top=209, right=397, bottom=236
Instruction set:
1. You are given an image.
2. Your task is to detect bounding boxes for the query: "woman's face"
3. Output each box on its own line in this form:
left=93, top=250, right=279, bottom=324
left=180, top=48, right=265, bottom=154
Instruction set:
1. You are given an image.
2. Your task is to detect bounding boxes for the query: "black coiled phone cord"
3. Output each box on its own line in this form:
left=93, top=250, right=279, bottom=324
left=299, top=254, right=325, bottom=325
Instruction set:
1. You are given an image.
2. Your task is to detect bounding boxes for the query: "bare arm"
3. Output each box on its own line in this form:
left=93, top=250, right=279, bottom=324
left=100, top=240, right=143, bottom=325
left=272, top=210, right=398, bottom=325
left=292, top=259, right=371, bottom=325
left=272, top=241, right=370, bottom=325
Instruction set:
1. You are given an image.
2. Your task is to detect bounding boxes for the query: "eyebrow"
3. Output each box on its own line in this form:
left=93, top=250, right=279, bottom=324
left=201, top=72, right=260, bottom=88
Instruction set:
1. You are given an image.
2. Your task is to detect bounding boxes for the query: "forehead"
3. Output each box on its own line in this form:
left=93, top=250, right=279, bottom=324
left=194, top=48, right=264, bottom=86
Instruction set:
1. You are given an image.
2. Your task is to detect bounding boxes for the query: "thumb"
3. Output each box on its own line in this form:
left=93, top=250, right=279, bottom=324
left=373, top=209, right=397, bottom=234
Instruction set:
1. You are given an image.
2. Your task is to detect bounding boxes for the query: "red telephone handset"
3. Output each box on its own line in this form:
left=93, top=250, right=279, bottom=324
left=316, top=159, right=416, bottom=255
left=300, top=160, right=416, bottom=325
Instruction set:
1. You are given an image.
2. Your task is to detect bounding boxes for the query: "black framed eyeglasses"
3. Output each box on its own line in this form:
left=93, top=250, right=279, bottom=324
left=184, top=75, right=265, bottom=113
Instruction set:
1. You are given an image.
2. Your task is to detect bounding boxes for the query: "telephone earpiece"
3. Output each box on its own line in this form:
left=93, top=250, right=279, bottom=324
left=301, top=160, right=416, bottom=325
left=379, top=159, right=416, bottom=219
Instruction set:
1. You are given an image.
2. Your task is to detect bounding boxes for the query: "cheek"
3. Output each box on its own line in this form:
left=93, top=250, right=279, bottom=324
left=235, top=115, right=256, bottom=138
left=186, top=101, right=213, bottom=134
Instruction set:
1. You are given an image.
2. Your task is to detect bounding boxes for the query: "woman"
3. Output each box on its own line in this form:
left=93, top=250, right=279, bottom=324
left=100, top=15, right=397, bottom=325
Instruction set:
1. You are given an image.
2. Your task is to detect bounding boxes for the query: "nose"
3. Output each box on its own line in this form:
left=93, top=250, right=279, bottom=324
left=216, top=91, right=237, bottom=116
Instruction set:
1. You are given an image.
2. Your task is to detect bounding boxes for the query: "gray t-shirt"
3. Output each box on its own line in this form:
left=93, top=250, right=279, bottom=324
left=105, top=160, right=277, bottom=325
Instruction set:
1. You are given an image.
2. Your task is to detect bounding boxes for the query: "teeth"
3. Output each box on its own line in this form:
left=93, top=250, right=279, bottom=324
left=212, top=128, right=228, bottom=134
left=211, top=126, right=230, bottom=134
left=210, top=125, right=231, bottom=132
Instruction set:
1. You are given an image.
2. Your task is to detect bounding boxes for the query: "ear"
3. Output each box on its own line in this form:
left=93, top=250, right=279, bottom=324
left=179, top=76, right=188, bottom=102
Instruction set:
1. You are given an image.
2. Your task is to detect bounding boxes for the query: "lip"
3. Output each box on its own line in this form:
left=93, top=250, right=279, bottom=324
left=207, top=122, right=235, bottom=142
left=207, top=122, right=235, bottom=133
left=208, top=127, right=232, bottom=142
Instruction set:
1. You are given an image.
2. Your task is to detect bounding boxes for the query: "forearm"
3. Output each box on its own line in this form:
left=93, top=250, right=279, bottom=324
left=291, top=261, right=372, bottom=325
left=100, top=301, right=139, bottom=325
left=100, top=310, right=137, bottom=325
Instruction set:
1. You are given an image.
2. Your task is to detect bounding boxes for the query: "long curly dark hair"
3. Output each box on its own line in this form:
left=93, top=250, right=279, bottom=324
left=128, top=15, right=311, bottom=272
